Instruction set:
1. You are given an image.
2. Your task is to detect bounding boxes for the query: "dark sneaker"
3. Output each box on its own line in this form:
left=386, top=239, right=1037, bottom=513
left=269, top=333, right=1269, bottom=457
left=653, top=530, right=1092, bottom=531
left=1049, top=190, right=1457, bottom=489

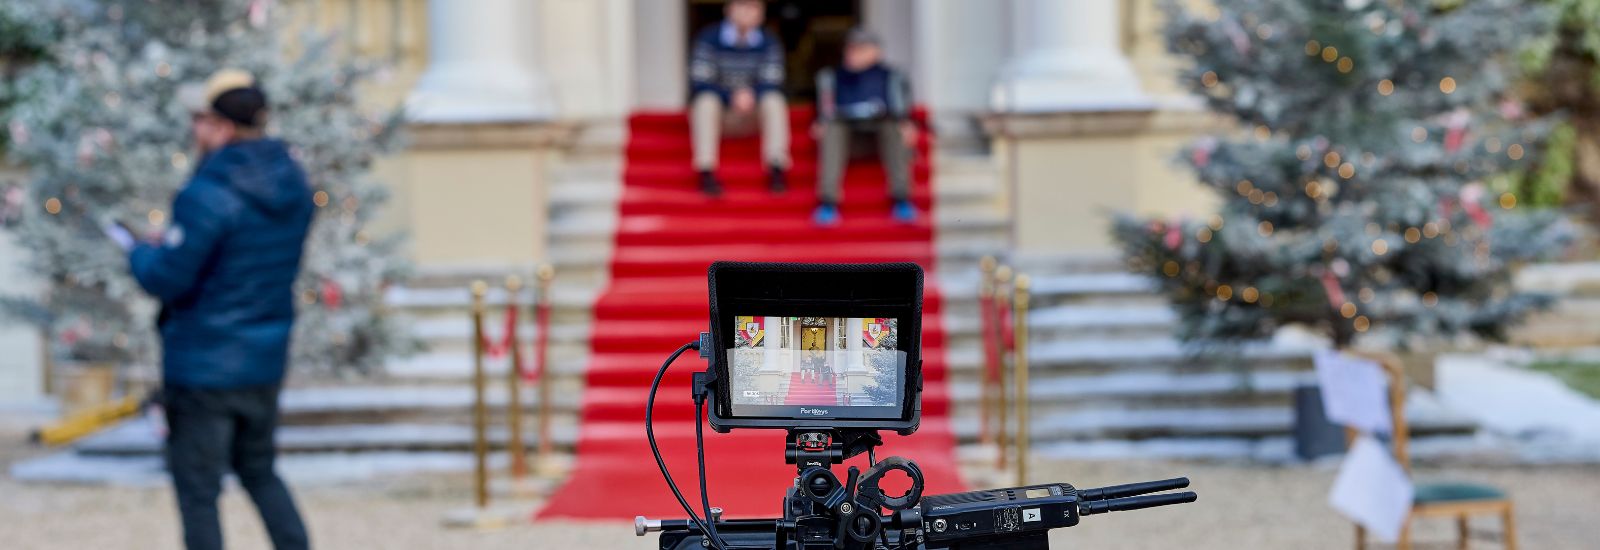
left=891, top=199, right=918, bottom=224
left=812, top=203, right=841, bottom=227
left=768, top=165, right=788, bottom=194
left=699, top=170, right=722, bottom=197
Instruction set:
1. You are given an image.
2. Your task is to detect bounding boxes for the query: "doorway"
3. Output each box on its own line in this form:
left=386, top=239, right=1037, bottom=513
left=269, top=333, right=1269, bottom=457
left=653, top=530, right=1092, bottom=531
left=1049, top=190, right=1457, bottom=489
left=686, top=0, right=862, bottom=102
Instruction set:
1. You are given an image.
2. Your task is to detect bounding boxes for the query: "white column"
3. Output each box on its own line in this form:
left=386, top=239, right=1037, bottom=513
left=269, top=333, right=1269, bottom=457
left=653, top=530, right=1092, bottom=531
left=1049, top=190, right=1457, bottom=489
left=631, top=0, right=686, bottom=109
left=406, top=0, right=554, bottom=123
left=914, top=0, right=1009, bottom=117
left=992, top=0, right=1149, bottom=112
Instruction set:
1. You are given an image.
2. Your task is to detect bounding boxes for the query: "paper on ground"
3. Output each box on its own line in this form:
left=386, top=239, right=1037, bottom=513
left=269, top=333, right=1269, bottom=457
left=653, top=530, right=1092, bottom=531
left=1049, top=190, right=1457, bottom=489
left=1314, top=350, right=1392, bottom=434
left=1329, top=434, right=1414, bottom=542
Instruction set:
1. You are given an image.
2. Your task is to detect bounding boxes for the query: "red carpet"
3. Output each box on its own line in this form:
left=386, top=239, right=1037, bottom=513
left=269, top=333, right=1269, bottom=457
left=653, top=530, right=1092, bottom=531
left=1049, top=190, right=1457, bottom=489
left=783, top=373, right=837, bottom=405
left=537, top=106, right=964, bottom=521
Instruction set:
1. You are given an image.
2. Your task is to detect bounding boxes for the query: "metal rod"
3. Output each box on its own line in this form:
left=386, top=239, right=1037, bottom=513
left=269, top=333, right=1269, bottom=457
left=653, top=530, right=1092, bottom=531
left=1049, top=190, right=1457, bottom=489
left=504, top=275, right=528, bottom=479
left=534, top=264, right=555, bottom=472
left=41, top=331, right=54, bottom=396
left=1013, top=273, right=1031, bottom=487
left=978, top=256, right=997, bottom=447
left=470, top=280, right=489, bottom=509
left=994, top=265, right=1013, bottom=472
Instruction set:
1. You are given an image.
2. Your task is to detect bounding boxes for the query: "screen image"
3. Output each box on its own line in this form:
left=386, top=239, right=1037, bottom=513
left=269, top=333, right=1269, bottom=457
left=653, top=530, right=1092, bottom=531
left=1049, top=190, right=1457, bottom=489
left=727, top=315, right=904, bottom=418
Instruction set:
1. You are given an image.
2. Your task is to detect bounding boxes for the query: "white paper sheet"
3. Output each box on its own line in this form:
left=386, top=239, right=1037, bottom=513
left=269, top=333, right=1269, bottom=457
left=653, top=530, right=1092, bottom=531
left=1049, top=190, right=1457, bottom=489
left=1329, top=435, right=1414, bottom=542
left=1314, top=349, right=1393, bottom=434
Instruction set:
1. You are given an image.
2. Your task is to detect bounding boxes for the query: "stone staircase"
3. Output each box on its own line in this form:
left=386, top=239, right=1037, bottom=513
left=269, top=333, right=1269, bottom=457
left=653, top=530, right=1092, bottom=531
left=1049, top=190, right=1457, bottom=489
left=17, top=138, right=1488, bottom=483
left=939, top=254, right=1481, bottom=462
left=25, top=143, right=1011, bottom=480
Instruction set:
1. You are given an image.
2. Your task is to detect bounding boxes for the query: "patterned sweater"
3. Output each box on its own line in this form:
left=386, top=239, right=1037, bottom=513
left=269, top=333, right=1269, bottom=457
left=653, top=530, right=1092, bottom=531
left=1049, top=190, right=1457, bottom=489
left=689, top=21, right=785, bottom=102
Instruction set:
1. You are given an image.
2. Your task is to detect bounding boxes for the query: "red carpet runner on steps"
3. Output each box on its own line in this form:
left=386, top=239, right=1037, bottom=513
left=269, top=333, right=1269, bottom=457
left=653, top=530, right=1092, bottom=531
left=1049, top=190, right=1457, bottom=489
left=537, top=106, right=964, bottom=521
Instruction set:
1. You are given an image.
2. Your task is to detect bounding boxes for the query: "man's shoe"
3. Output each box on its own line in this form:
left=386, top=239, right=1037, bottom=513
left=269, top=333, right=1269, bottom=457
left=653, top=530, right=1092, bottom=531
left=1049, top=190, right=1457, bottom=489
left=699, top=170, right=723, bottom=197
left=768, top=166, right=788, bottom=194
left=891, top=199, right=918, bottom=224
left=813, top=203, right=841, bottom=227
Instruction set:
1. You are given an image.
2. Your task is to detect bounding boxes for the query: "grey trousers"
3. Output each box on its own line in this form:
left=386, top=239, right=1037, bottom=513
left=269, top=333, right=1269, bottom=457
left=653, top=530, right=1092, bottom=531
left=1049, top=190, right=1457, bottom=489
left=817, top=119, right=912, bottom=205
left=690, top=90, right=791, bottom=171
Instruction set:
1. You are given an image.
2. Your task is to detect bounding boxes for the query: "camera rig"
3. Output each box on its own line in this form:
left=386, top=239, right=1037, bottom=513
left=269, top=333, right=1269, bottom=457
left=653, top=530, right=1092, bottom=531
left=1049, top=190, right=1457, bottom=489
left=633, top=263, right=1196, bottom=549
left=638, top=341, right=1196, bottom=550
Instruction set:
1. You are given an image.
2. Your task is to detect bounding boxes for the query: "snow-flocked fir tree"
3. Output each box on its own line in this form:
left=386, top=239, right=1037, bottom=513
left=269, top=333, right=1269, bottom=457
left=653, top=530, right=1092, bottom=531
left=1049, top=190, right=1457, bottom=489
left=1112, top=0, right=1574, bottom=349
left=3, top=0, right=416, bottom=377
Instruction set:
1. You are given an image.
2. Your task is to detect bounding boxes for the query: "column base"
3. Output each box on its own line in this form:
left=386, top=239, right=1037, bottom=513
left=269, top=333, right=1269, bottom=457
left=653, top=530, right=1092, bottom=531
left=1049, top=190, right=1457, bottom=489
left=407, top=64, right=556, bottom=124
left=991, top=51, right=1153, bottom=113
left=393, top=121, right=576, bottom=269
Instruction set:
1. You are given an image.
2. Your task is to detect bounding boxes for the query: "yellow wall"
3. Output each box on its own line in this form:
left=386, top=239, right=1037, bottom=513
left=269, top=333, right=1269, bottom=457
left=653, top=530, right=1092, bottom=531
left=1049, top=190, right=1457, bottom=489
left=390, top=145, right=550, bottom=267
left=994, top=110, right=1222, bottom=255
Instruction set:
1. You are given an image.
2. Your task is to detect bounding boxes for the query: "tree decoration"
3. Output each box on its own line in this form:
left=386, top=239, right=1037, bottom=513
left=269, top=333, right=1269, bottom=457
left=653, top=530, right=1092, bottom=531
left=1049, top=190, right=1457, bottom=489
left=2, top=0, right=418, bottom=375
left=1114, top=0, right=1574, bottom=349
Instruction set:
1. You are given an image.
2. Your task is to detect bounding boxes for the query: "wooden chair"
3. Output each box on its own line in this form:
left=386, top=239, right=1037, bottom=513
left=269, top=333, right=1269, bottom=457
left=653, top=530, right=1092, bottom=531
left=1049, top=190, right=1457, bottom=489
left=1349, top=352, right=1517, bottom=550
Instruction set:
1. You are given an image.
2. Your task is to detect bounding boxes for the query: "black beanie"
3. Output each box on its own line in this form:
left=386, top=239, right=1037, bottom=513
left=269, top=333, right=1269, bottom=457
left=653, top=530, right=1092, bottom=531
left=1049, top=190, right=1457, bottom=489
left=211, top=87, right=267, bottom=128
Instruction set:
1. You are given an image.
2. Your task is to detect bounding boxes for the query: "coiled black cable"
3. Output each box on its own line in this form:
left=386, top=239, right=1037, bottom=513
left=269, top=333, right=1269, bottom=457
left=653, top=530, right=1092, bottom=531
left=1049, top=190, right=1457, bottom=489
left=645, top=341, right=725, bottom=549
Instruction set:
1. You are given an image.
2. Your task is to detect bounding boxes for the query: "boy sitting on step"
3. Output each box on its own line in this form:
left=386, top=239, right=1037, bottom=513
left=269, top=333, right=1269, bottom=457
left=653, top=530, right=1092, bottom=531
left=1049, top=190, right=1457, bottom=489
left=812, top=28, right=919, bottom=226
left=688, top=0, right=790, bottom=197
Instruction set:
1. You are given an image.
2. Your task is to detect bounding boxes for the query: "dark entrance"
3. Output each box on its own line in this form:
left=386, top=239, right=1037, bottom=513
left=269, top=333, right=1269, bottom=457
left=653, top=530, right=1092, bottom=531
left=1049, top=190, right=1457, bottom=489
left=687, top=0, right=862, bottom=102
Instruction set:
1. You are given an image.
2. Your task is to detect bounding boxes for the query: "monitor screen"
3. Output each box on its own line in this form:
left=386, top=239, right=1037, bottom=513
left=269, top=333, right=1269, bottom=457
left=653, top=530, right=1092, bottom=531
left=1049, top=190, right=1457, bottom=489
left=727, top=315, right=906, bottom=419
left=706, top=261, right=923, bottom=433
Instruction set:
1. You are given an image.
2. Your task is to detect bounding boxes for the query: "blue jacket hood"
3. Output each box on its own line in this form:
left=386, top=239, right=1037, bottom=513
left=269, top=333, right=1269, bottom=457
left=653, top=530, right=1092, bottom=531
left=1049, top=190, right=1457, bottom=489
left=195, top=139, right=310, bottom=217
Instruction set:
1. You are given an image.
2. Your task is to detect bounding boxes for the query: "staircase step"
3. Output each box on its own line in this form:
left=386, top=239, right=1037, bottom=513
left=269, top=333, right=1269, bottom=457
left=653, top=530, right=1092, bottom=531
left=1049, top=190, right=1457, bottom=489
left=384, top=284, right=600, bottom=311
left=277, top=385, right=583, bottom=424
left=385, top=350, right=590, bottom=381
left=74, top=417, right=583, bottom=456
left=1028, top=338, right=1316, bottom=373
left=950, top=403, right=1476, bottom=442
left=938, top=271, right=1166, bottom=306
left=948, top=370, right=1314, bottom=408
left=945, top=304, right=1176, bottom=342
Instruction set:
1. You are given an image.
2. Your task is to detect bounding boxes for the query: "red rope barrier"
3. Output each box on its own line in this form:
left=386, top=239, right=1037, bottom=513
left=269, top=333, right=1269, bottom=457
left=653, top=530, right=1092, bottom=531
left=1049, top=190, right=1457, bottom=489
left=480, top=303, right=516, bottom=358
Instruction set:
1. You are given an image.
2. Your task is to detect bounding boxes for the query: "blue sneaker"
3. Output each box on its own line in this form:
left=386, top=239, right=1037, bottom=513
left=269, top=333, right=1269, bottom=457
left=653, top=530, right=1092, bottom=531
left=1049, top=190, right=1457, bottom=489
left=891, top=200, right=918, bottom=224
left=813, top=203, right=841, bottom=227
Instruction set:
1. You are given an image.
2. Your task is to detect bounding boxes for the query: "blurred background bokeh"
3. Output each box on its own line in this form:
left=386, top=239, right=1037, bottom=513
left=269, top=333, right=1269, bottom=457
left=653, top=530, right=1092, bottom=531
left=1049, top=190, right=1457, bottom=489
left=2, top=0, right=1599, bottom=548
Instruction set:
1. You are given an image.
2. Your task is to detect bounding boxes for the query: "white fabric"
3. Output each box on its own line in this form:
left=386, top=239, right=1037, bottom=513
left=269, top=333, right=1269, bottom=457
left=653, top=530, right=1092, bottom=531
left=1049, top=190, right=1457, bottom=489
left=1314, top=349, right=1393, bottom=435
left=1329, top=435, right=1414, bottom=542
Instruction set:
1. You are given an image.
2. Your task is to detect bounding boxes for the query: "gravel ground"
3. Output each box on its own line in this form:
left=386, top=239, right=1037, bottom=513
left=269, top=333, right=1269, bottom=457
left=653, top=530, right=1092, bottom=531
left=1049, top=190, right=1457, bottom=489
left=4, top=443, right=1597, bottom=550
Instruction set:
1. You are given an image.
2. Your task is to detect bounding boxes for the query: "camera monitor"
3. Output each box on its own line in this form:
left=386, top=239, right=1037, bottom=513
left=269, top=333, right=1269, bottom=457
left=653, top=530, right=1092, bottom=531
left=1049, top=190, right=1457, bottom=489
left=707, top=262, right=923, bottom=434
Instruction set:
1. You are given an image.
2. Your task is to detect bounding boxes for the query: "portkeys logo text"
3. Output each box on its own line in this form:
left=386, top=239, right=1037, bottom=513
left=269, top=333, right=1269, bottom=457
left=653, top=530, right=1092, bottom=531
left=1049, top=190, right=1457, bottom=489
left=800, top=408, right=830, bottom=416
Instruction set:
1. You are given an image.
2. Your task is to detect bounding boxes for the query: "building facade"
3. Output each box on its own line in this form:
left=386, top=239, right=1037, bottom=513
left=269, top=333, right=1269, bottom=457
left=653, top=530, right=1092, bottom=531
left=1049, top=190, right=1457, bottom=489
left=294, top=0, right=1221, bottom=270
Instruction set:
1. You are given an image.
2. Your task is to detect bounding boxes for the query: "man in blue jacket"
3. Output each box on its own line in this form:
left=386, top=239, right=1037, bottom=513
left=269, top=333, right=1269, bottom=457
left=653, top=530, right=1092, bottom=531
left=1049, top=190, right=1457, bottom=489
left=688, top=0, right=790, bottom=196
left=126, top=69, right=313, bottom=550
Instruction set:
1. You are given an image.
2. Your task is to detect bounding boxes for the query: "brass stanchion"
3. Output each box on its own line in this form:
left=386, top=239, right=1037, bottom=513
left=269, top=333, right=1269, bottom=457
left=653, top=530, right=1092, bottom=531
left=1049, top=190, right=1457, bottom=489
left=994, top=265, right=1013, bottom=472
left=470, top=280, right=490, bottom=509
left=533, top=264, right=558, bottom=476
left=504, top=275, right=528, bottom=479
left=443, top=280, right=513, bottom=529
left=1013, top=274, right=1032, bottom=487
left=978, top=257, right=997, bottom=448
left=41, top=331, right=54, bottom=396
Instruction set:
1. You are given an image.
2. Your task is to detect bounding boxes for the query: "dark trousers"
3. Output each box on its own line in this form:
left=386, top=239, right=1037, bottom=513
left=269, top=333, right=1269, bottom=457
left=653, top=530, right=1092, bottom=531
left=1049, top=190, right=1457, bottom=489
left=165, top=384, right=308, bottom=550
left=817, top=118, right=913, bottom=205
